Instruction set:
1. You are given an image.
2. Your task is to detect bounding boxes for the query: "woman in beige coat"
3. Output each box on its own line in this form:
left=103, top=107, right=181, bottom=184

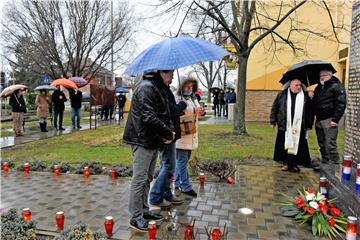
left=174, top=77, right=205, bottom=198
left=36, top=90, right=51, bottom=132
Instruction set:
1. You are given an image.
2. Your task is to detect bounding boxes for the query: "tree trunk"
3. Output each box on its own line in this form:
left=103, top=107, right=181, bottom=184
left=207, top=90, right=211, bottom=103
left=233, top=54, right=248, bottom=135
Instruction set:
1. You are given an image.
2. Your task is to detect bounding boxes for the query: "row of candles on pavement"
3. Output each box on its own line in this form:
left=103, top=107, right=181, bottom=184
left=20, top=208, right=223, bottom=239
left=319, top=155, right=358, bottom=239
left=3, top=164, right=226, bottom=239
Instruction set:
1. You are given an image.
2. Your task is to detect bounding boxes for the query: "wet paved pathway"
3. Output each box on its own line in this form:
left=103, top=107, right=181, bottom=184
left=1, top=165, right=325, bottom=240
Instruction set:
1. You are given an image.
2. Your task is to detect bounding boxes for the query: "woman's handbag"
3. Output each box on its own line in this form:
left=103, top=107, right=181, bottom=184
left=180, top=120, right=197, bottom=136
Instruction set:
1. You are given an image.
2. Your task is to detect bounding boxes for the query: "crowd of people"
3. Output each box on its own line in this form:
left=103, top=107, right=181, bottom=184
left=270, top=70, right=346, bottom=173
left=212, top=87, right=236, bottom=117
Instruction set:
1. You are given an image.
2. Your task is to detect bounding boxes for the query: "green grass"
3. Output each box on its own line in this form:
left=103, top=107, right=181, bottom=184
left=1, top=122, right=345, bottom=166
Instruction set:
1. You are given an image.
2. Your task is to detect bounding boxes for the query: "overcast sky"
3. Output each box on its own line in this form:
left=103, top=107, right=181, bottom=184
left=0, top=0, right=232, bottom=88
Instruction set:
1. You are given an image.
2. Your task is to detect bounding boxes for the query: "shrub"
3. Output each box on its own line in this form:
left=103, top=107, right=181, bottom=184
left=76, top=161, right=103, bottom=175
left=0, top=208, right=37, bottom=240
left=56, top=224, right=106, bottom=240
left=111, top=164, right=133, bottom=177
left=25, top=92, right=37, bottom=111
left=16, top=159, right=47, bottom=172
left=47, top=161, right=73, bottom=173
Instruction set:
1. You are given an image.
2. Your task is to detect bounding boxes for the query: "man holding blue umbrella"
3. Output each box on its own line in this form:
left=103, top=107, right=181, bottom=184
left=123, top=70, right=176, bottom=231
left=123, top=37, right=229, bottom=232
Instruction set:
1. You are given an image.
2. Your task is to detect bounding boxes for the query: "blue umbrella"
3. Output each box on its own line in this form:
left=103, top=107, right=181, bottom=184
left=115, top=87, right=129, bottom=93
left=124, top=37, right=230, bottom=75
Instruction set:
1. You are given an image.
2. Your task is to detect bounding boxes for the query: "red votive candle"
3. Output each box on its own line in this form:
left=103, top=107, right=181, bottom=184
left=227, top=177, right=235, bottom=184
left=199, top=173, right=205, bottom=185
left=184, top=224, right=194, bottom=240
left=319, top=176, right=328, bottom=198
left=3, top=162, right=9, bottom=172
left=54, top=165, right=60, bottom=175
left=111, top=169, right=117, bottom=179
left=104, top=216, right=114, bottom=237
left=84, top=167, right=90, bottom=177
left=55, top=211, right=65, bottom=232
left=148, top=220, right=156, bottom=240
left=211, top=228, right=222, bottom=240
left=346, top=216, right=357, bottom=240
left=22, top=208, right=31, bottom=222
left=24, top=163, right=30, bottom=173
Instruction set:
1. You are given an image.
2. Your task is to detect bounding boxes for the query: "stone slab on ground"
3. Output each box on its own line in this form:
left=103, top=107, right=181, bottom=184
left=1, top=165, right=330, bottom=239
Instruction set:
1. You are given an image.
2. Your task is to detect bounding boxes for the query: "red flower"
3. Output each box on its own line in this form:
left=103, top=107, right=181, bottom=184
left=307, top=189, right=316, bottom=194
left=328, top=218, right=335, bottom=227
left=295, top=196, right=304, bottom=205
left=297, top=203, right=306, bottom=209
left=328, top=202, right=334, bottom=208
left=318, top=204, right=328, bottom=214
left=306, top=208, right=315, bottom=215
left=331, top=208, right=341, bottom=217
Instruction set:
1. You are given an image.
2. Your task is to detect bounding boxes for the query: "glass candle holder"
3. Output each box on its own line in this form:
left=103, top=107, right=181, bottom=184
left=22, top=208, right=31, bottom=222
left=148, top=220, right=156, bottom=240
left=55, top=211, right=65, bottom=232
left=3, top=162, right=9, bottom=172
left=111, top=169, right=117, bottom=179
left=319, top=176, right=328, bottom=198
left=24, top=163, right=30, bottom=173
left=104, top=216, right=114, bottom=237
left=199, top=173, right=205, bottom=185
left=84, top=167, right=90, bottom=177
left=342, top=155, right=352, bottom=181
left=356, top=164, right=360, bottom=191
left=54, top=165, right=60, bottom=175
left=184, top=224, right=194, bottom=240
left=346, top=216, right=357, bottom=240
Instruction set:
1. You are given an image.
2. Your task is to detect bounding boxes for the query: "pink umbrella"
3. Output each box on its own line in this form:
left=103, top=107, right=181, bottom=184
left=69, top=77, right=88, bottom=88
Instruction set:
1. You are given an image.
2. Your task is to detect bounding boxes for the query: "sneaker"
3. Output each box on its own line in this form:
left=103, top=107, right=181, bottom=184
left=150, top=199, right=172, bottom=209
left=129, top=218, right=148, bottom=232
left=143, top=212, right=164, bottom=221
left=167, top=195, right=184, bottom=205
left=182, top=189, right=197, bottom=198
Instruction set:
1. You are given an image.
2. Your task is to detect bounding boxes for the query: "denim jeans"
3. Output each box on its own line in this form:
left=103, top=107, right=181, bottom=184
left=174, top=149, right=192, bottom=192
left=71, top=108, right=81, bottom=127
left=54, top=110, right=64, bottom=129
left=119, top=106, right=124, bottom=119
left=149, top=142, right=176, bottom=204
left=129, top=145, right=158, bottom=221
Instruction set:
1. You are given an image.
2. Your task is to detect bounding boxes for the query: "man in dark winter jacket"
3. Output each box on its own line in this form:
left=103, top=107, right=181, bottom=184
left=51, top=85, right=67, bottom=131
left=311, top=70, right=346, bottom=167
left=123, top=70, right=175, bottom=232
left=70, top=89, right=82, bottom=129
left=149, top=79, right=187, bottom=209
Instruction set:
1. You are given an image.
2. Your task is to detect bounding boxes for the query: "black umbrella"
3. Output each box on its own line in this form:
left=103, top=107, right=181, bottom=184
left=280, top=60, right=336, bottom=86
left=209, top=87, right=221, bottom=93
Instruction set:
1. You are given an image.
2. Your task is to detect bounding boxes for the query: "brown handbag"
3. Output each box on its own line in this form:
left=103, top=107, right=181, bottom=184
left=180, top=120, right=197, bottom=136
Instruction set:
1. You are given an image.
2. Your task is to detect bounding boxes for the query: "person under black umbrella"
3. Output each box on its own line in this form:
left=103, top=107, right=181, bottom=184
left=270, top=79, right=314, bottom=172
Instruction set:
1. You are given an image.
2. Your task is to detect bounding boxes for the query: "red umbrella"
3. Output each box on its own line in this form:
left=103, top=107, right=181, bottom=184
left=51, top=79, right=78, bottom=90
left=69, top=77, right=88, bottom=88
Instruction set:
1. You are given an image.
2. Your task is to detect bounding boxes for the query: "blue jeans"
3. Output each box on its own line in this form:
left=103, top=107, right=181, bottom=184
left=149, top=142, right=176, bottom=204
left=119, top=106, right=124, bottom=119
left=174, top=149, right=192, bottom=192
left=71, top=108, right=81, bottom=127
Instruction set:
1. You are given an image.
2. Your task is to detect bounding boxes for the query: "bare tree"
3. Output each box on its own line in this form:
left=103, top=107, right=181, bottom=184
left=3, top=0, right=135, bottom=83
left=161, top=0, right=350, bottom=135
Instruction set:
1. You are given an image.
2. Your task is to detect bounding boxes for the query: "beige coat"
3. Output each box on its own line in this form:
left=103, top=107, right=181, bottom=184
left=36, top=94, right=50, bottom=118
left=175, top=95, right=201, bottom=150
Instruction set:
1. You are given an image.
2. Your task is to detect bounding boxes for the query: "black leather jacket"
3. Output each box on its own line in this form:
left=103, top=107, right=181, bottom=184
left=123, top=74, right=173, bottom=149
left=313, top=77, right=346, bottom=123
left=270, top=89, right=314, bottom=131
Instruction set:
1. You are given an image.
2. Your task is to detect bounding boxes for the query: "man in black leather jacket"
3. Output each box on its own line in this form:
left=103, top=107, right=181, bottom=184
left=123, top=71, right=175, bottom=232
left=311, top=70, right=346, bottom=166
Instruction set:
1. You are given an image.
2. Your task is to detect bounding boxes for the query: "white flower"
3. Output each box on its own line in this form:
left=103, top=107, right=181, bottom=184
left=306, top=193, right=315, bottom=201
left=309, top=201, right=318, bottom=210
left=316, top=193, right=325, bottom=201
